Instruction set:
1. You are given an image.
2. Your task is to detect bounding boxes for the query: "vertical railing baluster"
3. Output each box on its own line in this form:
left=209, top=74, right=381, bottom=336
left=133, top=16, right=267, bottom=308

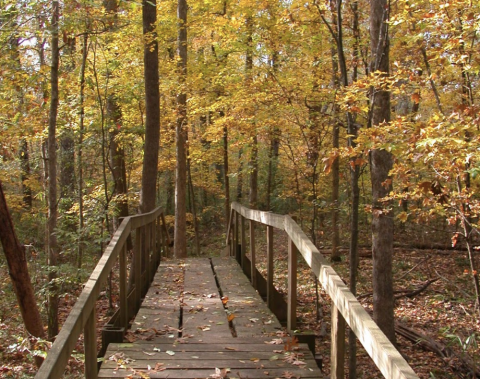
left=233, top=212, right=239, bottom=259
left=266, top=225, right=274, bottom=310
left=146, top=222, right=152, bottom=283
left=241, top=215, right=246, bottom=269
left=84, top=308, right=97, bottom=379
left=119, top=244, right=127, bottom=329
left=331, top=303, right=346, bottom=379
left=134, top=227, right=142, bottom=311
left=249, top=220, right=256, bottom=289
left=287, top=236, right=297, bottom=332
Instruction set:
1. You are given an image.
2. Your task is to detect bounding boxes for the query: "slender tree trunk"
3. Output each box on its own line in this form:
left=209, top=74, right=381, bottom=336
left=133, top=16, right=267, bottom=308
left=223, top=126, right=230, bottom=226
left=0, top=182, right=45, bottom=367
left=140, top=0, right=161, bottom=214
left=266, top=126, right=280, bottom=211
left=249, top=135, right=258, bottom=209
left=47, top=0, right=60, bottom=339
left=370, top=0, right=396, bottom=344
left=237, top=148, right=243, bottom=202
left=77, top=31, right=88, bottom=269
left=20, top=139, right=32, bottom=209
left=174, top=0, right=188, bottom=258
left=348, top=1, right=361, bottom=376
left=187, top=154, right=200, bottom=255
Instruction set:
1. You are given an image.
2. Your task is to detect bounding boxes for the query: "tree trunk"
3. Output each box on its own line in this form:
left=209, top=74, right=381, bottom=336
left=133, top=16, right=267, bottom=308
left=249, top=135, right=258, bottom=209
left=174, top=0, right=188, bottom=258
left=77, top=32, right=88, bottom=269
left=19, top=139, right=32, bottom=209
left=369, top=0, right=396, bottom=344
left=140, top=0, right=161, bottom=214
left=223, top=125, right=230, bottom=227
left=237, top=148, right=243, bottom=202
left=47, top=0, right=60, bottom=339
left=0, top=182, right=45, bottom=367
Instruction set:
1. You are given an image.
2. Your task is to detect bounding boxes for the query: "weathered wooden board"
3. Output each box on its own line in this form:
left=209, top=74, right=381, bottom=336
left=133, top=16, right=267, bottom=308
left=129, top=260, right=183, bottom=341
left=181, top=258, right=233, bottom=340
left=99, top=367, right=320, bottom=379
left=212, top=257, right=282, bottom=337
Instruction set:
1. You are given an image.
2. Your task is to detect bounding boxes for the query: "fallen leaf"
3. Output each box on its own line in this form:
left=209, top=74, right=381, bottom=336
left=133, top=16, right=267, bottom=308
left=166, top=351, right=175, bottom=356
left=210, top=367, right=228, bottom=378
left=225, top=346, right=239, bottom=351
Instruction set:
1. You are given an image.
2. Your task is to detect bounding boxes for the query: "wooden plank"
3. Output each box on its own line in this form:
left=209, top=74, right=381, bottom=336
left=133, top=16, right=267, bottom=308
left=212, top=258, right=281, bottom=337
left=99, top=365, right=323, bottom=379
left=182, top=259, right=232, bottom=340
left=100, top=357, right=318, bottom=370
left=99, top=367, right=320, bottom=379
left=130, top=261, right=183, bottom=340
left=284, top=215, right=419, bottom=379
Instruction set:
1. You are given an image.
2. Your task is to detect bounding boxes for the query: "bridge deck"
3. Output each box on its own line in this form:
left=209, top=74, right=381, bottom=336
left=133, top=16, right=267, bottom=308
left=98, top=257, right=323, bottom=378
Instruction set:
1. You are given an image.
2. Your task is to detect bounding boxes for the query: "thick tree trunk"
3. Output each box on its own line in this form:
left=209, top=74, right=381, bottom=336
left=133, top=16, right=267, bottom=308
left=0, top=182, right=45, bottom=367
left=108, top=100, right=129, bottom=227
left=47, top=0, right=60, bottom=339
left=370, top=0, right=396, bottom=344
left=140, top=0, right=161, bottom=214
left=174, top=0, right=188, bottom=258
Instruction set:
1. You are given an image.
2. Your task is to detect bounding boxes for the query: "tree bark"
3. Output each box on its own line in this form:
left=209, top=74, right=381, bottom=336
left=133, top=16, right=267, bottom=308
left=223, top=126, right=230, bottom=227
left=77, top=31, right=88, bottom=268
left=140, top=0, right=161, bottom=214
left=174, top=0, right=188, bottom=258
left=0, top=182, right=45, bottom=367
left=47, top=0, right=60, bottom=339
left=369, top=0, right=396, bottom=344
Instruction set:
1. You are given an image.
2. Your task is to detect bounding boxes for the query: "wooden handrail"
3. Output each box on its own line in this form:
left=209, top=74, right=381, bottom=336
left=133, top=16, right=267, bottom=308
left=226, top=202, right=419, bottom=379
left=36, top=206, right=170, bottom=379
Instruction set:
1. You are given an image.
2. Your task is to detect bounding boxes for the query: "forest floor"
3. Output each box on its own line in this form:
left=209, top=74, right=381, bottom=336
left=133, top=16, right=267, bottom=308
left=0, top=225, right=479, bottom=378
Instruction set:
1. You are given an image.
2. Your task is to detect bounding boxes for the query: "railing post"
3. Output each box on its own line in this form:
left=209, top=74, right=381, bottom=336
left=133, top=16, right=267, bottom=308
left=234, top=211, right=239, bottom=260
left=84, top=308, right=97, bottom=379
left=266, top=225, right=274, bottom=310
left=161, top=219, right=167, bottom=258
left=142, top=226, right=148, bottom=295
left=287, top=236, right=297, bottom=332
left=249, top=220, right=256, bottom=289
left=134, top=227, right=142, bottom=311
left=119, top=244, right=128, bottom=329
left=161, top=213, right=170, bottom=257
left=147, top=222, right=154, bottom=283
left=331, top=303, right=346, bottom=379
left=240, top=215, right=246, bottom=269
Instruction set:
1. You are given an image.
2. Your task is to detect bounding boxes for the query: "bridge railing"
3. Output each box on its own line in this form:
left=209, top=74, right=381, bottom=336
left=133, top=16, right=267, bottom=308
left=36, top=207, right=170, bottom=379
left=226, top=202, right=419, bottom=379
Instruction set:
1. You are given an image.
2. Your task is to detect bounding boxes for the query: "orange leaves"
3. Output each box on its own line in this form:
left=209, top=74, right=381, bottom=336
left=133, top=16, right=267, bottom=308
left=283, top=336, right=299, bottom=352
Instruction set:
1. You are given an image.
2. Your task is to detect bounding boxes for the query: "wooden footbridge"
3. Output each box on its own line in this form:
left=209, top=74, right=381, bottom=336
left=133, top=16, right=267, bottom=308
left=36, top=203, right=420, bottom=379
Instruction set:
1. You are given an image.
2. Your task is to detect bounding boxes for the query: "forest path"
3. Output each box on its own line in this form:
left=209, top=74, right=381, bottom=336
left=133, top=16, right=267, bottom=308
left=98, top=257, right=323, bottom=378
